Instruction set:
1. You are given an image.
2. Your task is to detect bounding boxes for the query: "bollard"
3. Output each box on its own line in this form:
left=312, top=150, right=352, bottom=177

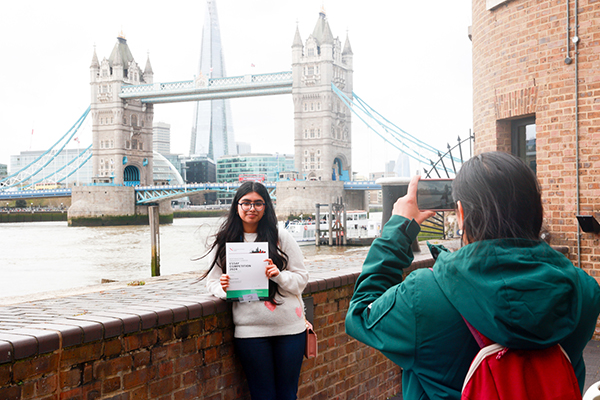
left=149, top=205, right=160, bottom=276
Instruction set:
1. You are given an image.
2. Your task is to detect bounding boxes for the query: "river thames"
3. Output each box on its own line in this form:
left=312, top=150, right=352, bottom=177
left=0, top=217, right=365, bottom=300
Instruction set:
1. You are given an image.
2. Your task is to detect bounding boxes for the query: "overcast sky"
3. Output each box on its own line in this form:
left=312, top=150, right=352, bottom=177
left=0, top=1, right=472, bottom=177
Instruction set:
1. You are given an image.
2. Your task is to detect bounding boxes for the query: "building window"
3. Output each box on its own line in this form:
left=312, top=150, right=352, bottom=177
left=511, top=117, right=536, bottom=173
left=308, top=48, right=315, bottom=57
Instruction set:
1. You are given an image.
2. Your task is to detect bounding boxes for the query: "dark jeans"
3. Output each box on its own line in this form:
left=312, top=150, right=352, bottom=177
left=234, top=331, right=306, bottom=400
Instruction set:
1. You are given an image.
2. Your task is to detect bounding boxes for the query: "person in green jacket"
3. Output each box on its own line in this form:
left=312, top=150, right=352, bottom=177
left=345, top=151, right=600, bottom=399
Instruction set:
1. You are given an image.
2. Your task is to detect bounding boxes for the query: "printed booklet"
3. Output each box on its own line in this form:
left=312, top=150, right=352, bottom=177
left=225, top=242, right=269, bottom=302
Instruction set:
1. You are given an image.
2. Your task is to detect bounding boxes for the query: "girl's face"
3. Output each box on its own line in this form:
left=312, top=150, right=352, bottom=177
left=237, top=191, right=266, bottom=233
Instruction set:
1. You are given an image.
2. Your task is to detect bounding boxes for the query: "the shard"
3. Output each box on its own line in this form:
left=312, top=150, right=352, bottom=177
left=189, top=0, right=235, bottom=160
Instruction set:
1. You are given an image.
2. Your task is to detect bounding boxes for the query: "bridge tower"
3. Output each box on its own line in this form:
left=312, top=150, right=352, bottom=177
left=292, top=9, right=353, bottom=181
left=89, top=34, right=154, bottom=186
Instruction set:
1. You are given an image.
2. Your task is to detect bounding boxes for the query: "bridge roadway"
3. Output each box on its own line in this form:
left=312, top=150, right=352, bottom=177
left=0, top=181, right=382, bottom=204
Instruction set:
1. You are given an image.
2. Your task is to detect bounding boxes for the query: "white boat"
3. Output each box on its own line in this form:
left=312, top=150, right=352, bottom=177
left=283, top=220, right=318, bottom=245
left=282, top=210, right=382, bottom=245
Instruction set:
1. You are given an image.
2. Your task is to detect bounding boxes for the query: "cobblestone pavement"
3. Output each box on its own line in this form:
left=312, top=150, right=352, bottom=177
left=0, top=246, right=374, bottom=330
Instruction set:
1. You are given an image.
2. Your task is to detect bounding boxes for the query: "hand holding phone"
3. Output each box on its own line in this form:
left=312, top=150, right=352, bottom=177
left=416, top=179, right=455, bottom=211
left=392, top=176, right=436, bottom=224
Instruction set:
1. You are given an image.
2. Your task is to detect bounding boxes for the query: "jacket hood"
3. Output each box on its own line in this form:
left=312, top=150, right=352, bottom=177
left=433, top=239, right=583, bottom=349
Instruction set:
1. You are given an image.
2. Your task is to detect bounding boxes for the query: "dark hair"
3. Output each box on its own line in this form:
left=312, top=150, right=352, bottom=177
left=452, top=151, right=543, bottom=242
left=200, top=181, right=288, bottom=304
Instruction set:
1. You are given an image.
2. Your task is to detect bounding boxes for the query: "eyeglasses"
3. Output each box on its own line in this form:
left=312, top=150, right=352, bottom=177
left=238, top=201, right=265, bottom=211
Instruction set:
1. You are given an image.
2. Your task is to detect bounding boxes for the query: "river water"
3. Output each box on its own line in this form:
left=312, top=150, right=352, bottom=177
left=0, top=218, right=364, bottom=300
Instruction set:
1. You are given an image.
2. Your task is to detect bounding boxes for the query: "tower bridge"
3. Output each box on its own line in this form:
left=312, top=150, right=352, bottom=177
left=1, top=4, right=470, bottom=225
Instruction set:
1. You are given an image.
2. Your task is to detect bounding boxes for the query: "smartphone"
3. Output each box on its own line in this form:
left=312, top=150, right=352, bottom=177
left=417, top=179, right=455, bottom=211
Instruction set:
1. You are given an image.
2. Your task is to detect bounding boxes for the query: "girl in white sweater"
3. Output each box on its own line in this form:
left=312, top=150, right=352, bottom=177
left=203, top=181, right=309, bottom=400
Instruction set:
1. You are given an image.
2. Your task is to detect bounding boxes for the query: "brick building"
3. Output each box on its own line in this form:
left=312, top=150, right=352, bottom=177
left=471, top=0, right=600, bottom=275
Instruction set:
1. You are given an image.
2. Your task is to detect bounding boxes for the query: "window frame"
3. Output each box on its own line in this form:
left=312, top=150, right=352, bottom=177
left=511, top=116, right=536, bottom=173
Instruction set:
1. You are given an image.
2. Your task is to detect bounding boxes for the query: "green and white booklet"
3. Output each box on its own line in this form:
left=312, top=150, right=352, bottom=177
left=226, top=242, right=269, bottom=302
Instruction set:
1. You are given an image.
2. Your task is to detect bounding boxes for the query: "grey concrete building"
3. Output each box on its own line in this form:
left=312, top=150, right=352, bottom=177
left=153, top=122, right=171, bottom=154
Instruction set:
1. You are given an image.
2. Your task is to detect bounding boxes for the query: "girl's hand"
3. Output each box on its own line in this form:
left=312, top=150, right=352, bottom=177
left=265, top=259, right=280, bottom=279
left=393, top=175, right=436, bottom=225
left=220, top=274, right=230, bottom=292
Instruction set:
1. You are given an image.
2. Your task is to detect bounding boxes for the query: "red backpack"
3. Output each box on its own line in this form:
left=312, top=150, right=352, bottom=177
left=461, top=319, right=582, bottom=400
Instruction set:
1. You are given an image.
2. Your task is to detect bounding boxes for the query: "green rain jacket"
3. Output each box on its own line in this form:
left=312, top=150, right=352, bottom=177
left=345, top=215, right=600, bottom=400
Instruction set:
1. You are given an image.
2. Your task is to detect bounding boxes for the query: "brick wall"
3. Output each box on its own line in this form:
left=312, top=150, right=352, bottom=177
left=471, top=0, right=600, bottom=275
left=0, top=273, right=402, bottom=400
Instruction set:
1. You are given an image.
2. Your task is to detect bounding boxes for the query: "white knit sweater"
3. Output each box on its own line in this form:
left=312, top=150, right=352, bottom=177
left=206, top=229, right=309, bottom=338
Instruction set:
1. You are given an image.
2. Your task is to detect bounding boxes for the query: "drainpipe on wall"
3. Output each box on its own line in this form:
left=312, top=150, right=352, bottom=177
left=565, top=0, right=581, bottom=267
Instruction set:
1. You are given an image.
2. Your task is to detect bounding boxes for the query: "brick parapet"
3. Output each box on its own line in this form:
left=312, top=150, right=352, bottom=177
left=0, top=251, right=439, bottom=399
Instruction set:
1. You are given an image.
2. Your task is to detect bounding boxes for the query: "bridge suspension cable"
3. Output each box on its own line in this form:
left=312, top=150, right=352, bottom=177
left=331, top=84, right=462, bottom=176
left=0, top=107, right=91, bottom=190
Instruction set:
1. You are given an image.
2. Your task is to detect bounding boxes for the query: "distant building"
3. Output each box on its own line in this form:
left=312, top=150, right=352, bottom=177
left=185, top=157, right=216, bottom=184
left=369, top=172, right=395, bottom=181
left=216, top=154, right=294, bottom=183
left=10, top=149, right=93, bottom=187
left=162, top=154, right=185, bottom=178
left=153, top=122, right=171, bottom=154
left=368, top=190, right=381, bottom=205
left=236, top=142, right=251, bottom=155
left=189, top=0, right=236, bottom=160
left=394, top=153, right=411, bottom=177
left=9, top=149, right=182, bottom=187
left=153, top=152, right=185, bottom=186
left=0, top=163, right=7, bottom=179
left=385, top=160, right=396, bottom=175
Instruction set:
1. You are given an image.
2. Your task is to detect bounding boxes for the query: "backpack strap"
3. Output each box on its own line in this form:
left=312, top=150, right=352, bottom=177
left=462, top=317, right=495, bottom=349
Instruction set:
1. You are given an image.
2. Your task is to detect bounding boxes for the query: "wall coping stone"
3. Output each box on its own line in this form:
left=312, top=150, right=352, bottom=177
left=0, top=239, right=568, bottom=364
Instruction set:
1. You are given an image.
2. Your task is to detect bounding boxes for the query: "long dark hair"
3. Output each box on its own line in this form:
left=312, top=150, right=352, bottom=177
left=452, top=151, right=543, bottom=242
left=200, top=181, right=288, bottom=304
